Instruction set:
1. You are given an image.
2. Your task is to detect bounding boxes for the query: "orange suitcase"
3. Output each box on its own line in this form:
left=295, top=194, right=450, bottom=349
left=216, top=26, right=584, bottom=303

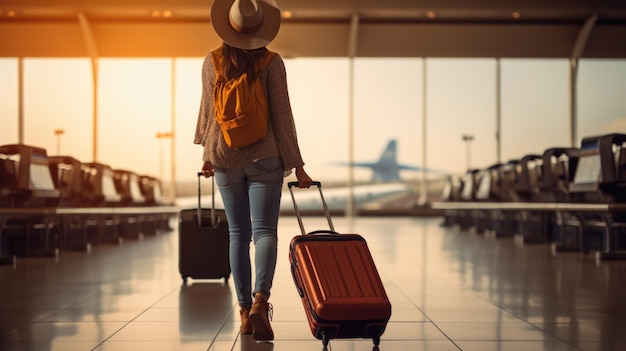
left=287, top=182, right=392, bottom=347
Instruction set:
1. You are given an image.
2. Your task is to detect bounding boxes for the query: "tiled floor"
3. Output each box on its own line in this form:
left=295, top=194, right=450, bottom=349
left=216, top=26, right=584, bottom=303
left=1, top=216, right=625, bottom=351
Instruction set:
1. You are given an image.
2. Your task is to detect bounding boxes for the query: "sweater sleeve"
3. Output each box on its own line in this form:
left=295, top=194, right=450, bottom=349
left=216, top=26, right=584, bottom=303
left=194, top=54, right=216, bottom=161
left=266, top=55, right=305, bottom=171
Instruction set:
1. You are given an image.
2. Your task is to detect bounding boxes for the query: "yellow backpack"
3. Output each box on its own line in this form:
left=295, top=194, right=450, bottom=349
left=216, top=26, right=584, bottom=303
left=211, top=49, right=277, bottom=149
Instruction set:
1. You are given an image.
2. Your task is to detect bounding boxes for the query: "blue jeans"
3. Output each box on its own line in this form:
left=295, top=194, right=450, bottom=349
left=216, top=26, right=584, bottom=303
left=214, top=157, right=284, bottom=306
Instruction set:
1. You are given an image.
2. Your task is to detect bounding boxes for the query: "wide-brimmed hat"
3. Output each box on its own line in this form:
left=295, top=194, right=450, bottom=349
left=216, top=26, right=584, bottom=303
left=211, top=0, right=281, bottom=50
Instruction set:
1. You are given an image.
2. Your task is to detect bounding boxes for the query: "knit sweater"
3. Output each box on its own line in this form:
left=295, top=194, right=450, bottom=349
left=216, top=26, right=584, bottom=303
left=194, top=49, right=305, bottom=172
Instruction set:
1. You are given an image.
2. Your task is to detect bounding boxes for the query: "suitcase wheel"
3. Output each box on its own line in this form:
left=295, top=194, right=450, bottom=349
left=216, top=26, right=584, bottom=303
left=319, top=331, right=381, bottom=347
left=321, top=332, right=329, bottom=347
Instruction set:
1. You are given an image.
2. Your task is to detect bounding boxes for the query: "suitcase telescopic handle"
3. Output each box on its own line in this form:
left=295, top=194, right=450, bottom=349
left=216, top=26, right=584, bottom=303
left=287, top=181, right=335, bottom=235
left=196, top=172, right=217, bottom=227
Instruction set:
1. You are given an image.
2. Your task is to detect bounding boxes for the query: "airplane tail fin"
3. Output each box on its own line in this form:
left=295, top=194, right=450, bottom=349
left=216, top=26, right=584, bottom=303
left=378, top=139, right=398, bottom=166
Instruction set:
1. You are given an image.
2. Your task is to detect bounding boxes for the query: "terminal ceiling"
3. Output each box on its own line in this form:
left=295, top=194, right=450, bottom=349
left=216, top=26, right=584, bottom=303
left=1, top=0, right=626, bottom=59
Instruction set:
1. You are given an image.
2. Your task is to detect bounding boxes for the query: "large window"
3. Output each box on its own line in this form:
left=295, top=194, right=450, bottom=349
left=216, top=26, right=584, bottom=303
left=578, top=59, right=626, bottom=138
left=500, top=59, right=569, bottom=161
left=0, top=57, right=624, bottom=191
left=353, top=58, right=423, bottom=181
left=98, top=59, right=172, bottom=172
left=427, top=58, right=496, bottom=173
left=0, top=58, right=19, bottom=145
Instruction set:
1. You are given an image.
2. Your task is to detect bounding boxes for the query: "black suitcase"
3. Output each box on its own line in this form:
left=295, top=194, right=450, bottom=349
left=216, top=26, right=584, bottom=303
left=178, top=172, right=230, bottom=283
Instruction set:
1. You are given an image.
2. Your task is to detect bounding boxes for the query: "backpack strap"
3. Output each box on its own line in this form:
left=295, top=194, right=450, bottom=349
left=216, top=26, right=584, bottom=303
left=257, top=51, right=277, bottom=73
left=210, top=48, right=224, bottom=80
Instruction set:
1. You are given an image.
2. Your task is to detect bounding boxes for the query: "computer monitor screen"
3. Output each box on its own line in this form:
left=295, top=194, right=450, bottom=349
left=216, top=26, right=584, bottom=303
left=30, top=164, right=56, bottom=190
left=527, top=160, right=542, bottom=187
left=461, top=174, right=474, bottom=200
left=475, top=172, right=492, bottom=199
left=573, top=154, right=601, bottom=184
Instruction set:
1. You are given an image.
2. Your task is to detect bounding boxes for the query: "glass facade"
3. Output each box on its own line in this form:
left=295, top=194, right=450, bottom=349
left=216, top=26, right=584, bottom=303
left=0, top=57, right=624, bottom=191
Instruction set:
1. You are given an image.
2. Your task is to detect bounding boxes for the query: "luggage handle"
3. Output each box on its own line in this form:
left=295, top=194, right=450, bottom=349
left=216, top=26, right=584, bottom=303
left=287, top=181, right=335, bottom=235
left=196, top=172, right=219, bottom=227
left=307, top=230, right=339, bottom=235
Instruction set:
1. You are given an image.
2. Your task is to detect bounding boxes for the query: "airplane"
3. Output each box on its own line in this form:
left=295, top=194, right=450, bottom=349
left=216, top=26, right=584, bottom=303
left=175, top=139, right=422, bottom=214
left=332, top=139, right=427, bottom=182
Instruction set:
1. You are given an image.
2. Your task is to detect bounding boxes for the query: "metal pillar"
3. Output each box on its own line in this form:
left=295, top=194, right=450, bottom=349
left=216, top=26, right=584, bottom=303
left=569, top=13, right=598, bottom=147
left=77, top=12, right=100, bottom=161
left=346, top=13, right=359, bottom=217
left=495, top=58, right=502, bottom=163
left=18, top=58, right=24, bottom=144
left=170, top=58, right=177, bottom=202
left=418, top=58, right=428, bottom=205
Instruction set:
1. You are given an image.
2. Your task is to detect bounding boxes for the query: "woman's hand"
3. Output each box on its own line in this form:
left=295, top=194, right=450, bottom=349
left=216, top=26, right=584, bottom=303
left=201, top=161, right=214, bottom=178
left=295, top=166, right=313, bottom=188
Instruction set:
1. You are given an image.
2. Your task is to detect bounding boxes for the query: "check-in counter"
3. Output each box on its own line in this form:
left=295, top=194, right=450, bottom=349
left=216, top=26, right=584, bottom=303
left=460, top=169, right=481, bottom=202
left=0, top=144, right=60, bottom=257
left=114, top=169, right=147, bottom=238
left=566, top=133, right=626, bottom=254
left=441, top=175, right=464, bottom=227
left=139, top=176, right=164, bottom=206
left=570, top=133, right=626, bottom=203
left=493, top=160, right=524, bottom=237
left=113, top=170, right=146, bottom=206
left=540, top=148, right=579, bottom=203
left=514, top=154, right=549, bottom=243
left=473, top=164, right=503, bottom=235
left=48, top=156, right=88, bottom=250
left=138, top=175, right=171, bottom=234
left=0, top=156, right=22, bottom=207
left=0, top=144, right=60, bottom=208
left=514, top=155, right=544, bottom=202
left=81, top=162, right=122, bottom=206
left=433, top=133, right=626, bottom=260
left=453, top=169, right=481, bottom=231
left=537, top=148, right=581, bottom=249
left=81, top=162, right=122, bottom=245
left=498, top=159, right=522, bottom=202
left=0, top=147, right=180, bottom=263
left=49, top=156, right=85, bottom=207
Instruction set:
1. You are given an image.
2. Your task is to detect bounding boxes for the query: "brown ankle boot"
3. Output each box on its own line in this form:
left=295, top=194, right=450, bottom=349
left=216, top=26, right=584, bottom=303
left=240, top=306, right=253, bottom=334
left=248, top=293, right=274, bottom=340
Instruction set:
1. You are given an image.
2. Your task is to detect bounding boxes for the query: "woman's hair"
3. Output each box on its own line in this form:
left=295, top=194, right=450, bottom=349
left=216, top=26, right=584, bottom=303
left=221, top=42, right=268, bottom=81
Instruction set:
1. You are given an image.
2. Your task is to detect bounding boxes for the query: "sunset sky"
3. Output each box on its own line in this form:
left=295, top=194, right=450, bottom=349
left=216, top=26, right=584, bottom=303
left=1, top=56, right=625, bottom=189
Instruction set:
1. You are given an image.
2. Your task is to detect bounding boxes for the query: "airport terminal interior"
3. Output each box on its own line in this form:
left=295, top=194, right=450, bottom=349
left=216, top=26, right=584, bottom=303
left=0, top=131, right=625, bottom=351
left=2, top=1, right=626, bottom=351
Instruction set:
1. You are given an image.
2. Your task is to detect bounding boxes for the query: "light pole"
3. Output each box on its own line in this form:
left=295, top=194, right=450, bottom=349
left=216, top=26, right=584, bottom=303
left=462, top=134, right=474, bottom=171
left=156, top=132, right=173, bottom=182
left=54, top=129, right=64, bottom=155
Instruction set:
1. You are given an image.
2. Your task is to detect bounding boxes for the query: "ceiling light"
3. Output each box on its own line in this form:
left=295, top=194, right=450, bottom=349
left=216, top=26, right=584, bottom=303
left=163, top=10, right=173, bottom=18
left=426, top=11, right=436, bottom=19
left=152, top=10, right=161, bottom=18
left=512, top=11, right=521, bottom=19
left=7, top=10, right=17, bottom=17
left=282, top=10, right=293, bottom=19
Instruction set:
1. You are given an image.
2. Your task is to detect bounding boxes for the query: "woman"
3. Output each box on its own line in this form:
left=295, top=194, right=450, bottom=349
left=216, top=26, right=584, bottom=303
left=194, top=0, right=312, bottom=341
